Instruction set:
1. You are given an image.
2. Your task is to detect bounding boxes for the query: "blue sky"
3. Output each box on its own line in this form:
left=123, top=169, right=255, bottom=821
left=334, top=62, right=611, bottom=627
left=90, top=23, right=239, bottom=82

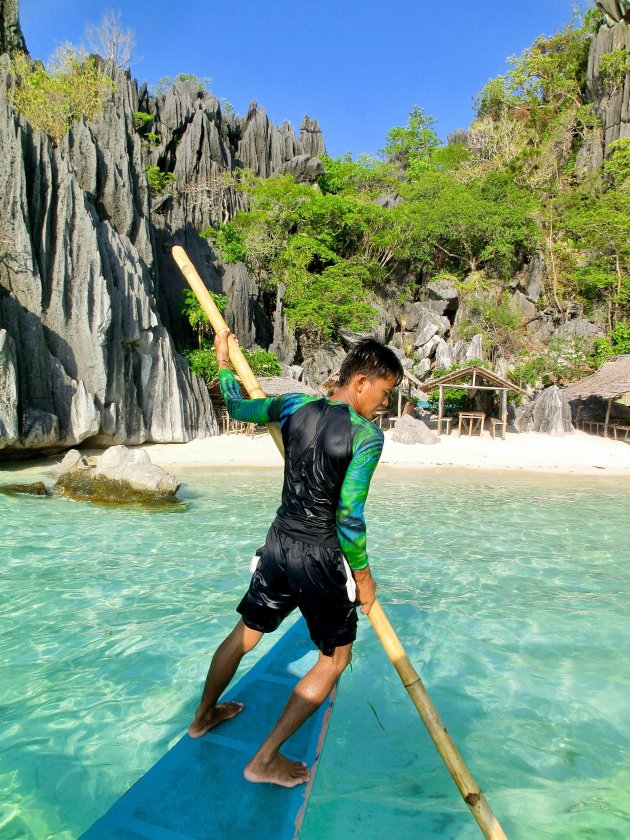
left=21, top=0, right=588, bottom=157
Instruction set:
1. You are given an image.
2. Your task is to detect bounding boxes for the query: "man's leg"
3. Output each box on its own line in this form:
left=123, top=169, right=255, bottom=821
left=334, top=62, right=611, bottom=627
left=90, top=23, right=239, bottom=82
left=188, top=619, right=263, bottom=738
left=244, top=642, right=352, bottom=787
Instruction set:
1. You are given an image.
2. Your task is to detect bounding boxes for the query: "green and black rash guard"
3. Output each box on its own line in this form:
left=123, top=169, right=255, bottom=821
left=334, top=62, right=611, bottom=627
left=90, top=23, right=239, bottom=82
left=219, top=369, right=383, bottom=571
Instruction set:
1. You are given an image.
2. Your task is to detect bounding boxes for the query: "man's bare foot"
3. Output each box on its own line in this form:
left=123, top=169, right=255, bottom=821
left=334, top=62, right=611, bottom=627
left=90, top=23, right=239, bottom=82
left=188, top=701, right=244, bottom=738
left=244, top=753, right=309, bottom=788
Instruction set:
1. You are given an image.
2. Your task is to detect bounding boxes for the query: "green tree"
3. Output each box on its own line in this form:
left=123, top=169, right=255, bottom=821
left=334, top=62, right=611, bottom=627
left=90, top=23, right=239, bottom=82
left=183, top=343, right=281, bottom=384
left=181, top=289, right=228, bottom=348
left=396, top=170, right=539, bottom=277
left=561, top=184, right=630, bottom=329
left=475, top=21, right=593, bottom=126
left=381, top=105, right=440, bottom=177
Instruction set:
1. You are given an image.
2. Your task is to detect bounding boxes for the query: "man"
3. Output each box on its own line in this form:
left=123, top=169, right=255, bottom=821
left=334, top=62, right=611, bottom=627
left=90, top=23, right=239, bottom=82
left=188, top=329, right=403, bottom=788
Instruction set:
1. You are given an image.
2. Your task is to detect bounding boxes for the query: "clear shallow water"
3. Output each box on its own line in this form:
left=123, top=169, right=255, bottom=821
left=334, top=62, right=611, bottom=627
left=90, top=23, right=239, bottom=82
left=1, top=465, right=629, bottom=839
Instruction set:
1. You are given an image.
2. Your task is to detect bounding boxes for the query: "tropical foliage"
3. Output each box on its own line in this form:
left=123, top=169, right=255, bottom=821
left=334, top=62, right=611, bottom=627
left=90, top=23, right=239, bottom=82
left=201, top=5, right=628, bottom=370
left=183, top=343, right=281, bottom=384
left=9, top=49, right=115, bottom=145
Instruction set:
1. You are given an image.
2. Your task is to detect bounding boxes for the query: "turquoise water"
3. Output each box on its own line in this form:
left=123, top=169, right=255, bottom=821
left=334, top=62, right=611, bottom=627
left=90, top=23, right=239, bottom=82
left=1, top=464, right=629, bottom=839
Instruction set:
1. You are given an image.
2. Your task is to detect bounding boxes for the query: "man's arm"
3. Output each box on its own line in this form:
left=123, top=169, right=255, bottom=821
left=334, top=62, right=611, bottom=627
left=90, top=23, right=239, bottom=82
left=219, top=368, right=283, bottom=425
left=215, top=328, right=316, bottom=425
left=336, top=422, right=384, bottom=615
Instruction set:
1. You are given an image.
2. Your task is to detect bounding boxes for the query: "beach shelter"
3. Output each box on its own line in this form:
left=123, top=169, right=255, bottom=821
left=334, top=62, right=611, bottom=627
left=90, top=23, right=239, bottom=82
left=562, top=354, right=630, bottom=436
left=421, top=366, right=527, bottom=440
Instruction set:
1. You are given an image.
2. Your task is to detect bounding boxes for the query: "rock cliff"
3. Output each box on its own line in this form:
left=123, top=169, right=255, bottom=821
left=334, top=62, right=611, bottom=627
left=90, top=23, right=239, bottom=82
left=0, top=12, right=325, bottom=457
left=577, top=1, right=630, bottom=171
left=0, top=0, right=25, bottom=54
left=144, top=80, right=324, bottom=347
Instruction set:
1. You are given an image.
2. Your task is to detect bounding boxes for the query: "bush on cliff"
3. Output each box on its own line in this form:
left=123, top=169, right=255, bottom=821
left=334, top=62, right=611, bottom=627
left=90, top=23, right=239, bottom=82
left=145, top=165, right=176, bottom=196
left=10, top=49, right=115, bottom=145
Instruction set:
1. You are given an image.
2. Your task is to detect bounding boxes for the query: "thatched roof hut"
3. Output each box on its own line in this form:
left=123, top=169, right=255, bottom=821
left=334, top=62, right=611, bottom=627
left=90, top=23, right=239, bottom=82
left=562, top=354, right=630, bottom=400
left=422, top=365, right=526, bottom=439
left=563, top=354, right=630, bottom=434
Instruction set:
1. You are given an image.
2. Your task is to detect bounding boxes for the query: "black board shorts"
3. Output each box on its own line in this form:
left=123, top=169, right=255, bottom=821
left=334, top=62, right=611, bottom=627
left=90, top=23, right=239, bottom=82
left=237, top=523, right=358, bottom=656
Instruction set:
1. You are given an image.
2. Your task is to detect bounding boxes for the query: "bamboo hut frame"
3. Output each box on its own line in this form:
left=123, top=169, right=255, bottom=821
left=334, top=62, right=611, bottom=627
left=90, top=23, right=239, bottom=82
left=422, top=366, right=527, bottom=440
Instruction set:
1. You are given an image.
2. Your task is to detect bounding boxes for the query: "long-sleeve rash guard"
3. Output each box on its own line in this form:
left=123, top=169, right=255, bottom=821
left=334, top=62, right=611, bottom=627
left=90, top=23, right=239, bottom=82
left=219, top=368, right=383, bottom=570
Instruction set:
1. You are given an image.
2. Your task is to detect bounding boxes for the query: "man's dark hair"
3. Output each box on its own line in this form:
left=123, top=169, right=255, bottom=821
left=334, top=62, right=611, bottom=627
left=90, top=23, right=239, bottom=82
left=338, top=340, right=404, bottom=387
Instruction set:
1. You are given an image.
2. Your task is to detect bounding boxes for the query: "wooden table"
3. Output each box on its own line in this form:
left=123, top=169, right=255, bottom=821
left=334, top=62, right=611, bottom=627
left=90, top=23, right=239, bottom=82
left=458, top=410, right=486, bottom=436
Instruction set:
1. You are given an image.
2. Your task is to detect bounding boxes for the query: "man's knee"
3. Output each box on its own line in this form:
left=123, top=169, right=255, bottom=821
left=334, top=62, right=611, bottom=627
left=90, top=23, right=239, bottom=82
left=223, top=620, right=262, bottom=657
left=326, top=643, right=352, bottom=676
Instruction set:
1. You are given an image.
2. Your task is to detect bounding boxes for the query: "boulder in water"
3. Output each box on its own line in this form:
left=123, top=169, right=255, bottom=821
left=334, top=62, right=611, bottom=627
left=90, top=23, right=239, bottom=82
left=54, top=445, right=180, bottom=503
left=0, top=481, right=49, bottom=496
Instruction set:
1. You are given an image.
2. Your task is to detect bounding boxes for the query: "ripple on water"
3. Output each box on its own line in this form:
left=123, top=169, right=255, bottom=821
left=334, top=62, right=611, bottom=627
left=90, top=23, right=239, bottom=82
left=1, top=468, right=629, bottom=839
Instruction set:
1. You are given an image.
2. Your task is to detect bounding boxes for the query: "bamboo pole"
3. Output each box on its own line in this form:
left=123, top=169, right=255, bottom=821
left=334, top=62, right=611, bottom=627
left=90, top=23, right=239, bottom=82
left=604, top=397, right=612, bottom=438
left=172, top=246, right=284, bottom=456
left=172, top=245, right=508, bottom=840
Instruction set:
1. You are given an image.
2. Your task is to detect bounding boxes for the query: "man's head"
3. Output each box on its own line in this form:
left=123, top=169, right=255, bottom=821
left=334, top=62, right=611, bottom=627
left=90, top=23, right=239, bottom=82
left=337, top=340, right=403, bottom=421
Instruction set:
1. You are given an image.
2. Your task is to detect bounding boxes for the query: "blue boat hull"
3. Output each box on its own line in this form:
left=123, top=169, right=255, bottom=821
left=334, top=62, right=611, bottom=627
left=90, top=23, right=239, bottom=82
left=81, top=618, right=335, bottom=840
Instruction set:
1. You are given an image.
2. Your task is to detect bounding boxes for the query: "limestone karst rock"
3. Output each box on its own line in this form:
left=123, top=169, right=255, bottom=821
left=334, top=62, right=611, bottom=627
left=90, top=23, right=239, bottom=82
left=144, top=83, right=325, bottom=350
left=576, top=4, right=630, bottom=173
left=515, top=386, right=574, bottom=436
left=0, top=56, right=217, bottom=455
left=392, top=414, right=440, bottom=445
left=0, top=0, right=26, bottom=54
left=0, top=27, right=325, bottom=456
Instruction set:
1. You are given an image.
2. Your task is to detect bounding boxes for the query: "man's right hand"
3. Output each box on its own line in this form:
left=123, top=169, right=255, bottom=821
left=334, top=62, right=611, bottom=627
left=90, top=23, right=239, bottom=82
left=353, top=566, right=377, bottom=615
left=214, top=327, right=233, bottom=367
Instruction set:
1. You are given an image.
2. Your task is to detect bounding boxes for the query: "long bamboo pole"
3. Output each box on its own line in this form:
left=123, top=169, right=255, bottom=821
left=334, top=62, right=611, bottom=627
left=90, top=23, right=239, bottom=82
left=172, top=245, right=508, bottom=840
left=173, top=246, right=284, bottom=456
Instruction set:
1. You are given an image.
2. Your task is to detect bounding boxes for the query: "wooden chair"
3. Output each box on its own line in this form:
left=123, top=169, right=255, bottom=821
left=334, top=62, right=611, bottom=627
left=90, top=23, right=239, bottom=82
left=612, top=424, right=630, bottom=442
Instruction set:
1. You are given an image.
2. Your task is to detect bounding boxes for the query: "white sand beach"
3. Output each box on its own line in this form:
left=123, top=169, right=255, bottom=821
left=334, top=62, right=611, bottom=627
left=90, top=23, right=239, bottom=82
left=136, top=429, right=630, bottom=477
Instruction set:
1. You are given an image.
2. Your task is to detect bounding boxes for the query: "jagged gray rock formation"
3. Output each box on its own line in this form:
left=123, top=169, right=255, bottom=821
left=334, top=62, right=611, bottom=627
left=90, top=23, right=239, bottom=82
left=510, top=252, right=546, bottom=303
left=598, top=1, right=630, bottom=27
left=0, top=11, right=330, bottom=458
left=0, top=0, right=26, bottom=54
left=515, top=385, right=574, bottom=435
left=144, top=82, right=325, bottom=349
left=0, top=329, right=18, bottom=448
left=0, top=56, right=217, bottom=455
left=425, top=279, right=459, bottom=315
left=301, top=343, right=346, bottom=390
left=577, top=5, right=630, bottom=173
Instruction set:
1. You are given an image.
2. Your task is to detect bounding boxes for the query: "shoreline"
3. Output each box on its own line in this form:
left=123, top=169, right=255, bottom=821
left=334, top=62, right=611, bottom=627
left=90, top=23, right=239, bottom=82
left=135, top=428, right=630, bottom=477
left=2, top=429, right=630, bottom=482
